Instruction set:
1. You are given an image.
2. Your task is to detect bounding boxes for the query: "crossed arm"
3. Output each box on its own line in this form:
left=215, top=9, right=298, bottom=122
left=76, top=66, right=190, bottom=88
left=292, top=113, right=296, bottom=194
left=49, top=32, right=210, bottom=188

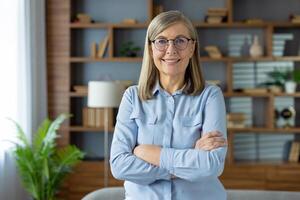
left=110, top=86, right=227, bottom=184
left=133, top=131, right=227, bottom=167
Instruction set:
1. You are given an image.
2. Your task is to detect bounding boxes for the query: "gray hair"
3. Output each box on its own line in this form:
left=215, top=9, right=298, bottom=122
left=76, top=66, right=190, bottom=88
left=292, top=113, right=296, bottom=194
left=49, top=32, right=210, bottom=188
left=138, top=10, right=205, bottom=100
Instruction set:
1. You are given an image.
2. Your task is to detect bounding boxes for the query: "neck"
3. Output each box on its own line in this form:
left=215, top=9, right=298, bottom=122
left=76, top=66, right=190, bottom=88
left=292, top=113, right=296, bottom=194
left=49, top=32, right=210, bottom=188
left=159, top=75, right=185, bottom=94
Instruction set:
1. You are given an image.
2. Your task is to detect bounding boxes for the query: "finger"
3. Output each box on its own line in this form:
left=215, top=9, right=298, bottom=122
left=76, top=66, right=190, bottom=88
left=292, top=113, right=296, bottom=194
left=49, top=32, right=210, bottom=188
left=202, top=131, right=222, bottom=138
left=196, top=140, right=227, bottom=150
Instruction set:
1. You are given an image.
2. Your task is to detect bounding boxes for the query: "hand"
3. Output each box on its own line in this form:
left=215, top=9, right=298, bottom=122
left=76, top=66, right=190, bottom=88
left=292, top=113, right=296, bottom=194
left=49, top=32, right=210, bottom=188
left=133, top=144, right=161, bottom=166
left=195, top=131, right=227, bottom=151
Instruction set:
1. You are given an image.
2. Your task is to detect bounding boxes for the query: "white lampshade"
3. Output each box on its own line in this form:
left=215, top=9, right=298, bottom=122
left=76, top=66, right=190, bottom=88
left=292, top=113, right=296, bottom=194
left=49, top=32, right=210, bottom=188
left=88, top=81, right=124, bottom=108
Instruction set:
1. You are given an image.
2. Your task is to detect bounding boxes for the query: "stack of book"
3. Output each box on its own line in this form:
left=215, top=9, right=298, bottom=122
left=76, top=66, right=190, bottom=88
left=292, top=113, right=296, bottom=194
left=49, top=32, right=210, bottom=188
left=82, top=107, right=114, bottom=128
left=205, top=8, right=227, bottom=24
left=227, top=113, right=246, bottom=128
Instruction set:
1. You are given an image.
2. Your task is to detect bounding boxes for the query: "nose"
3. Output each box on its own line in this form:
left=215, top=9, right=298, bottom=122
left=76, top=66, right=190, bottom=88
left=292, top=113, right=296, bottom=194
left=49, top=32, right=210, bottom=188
left=166, top=41, right=178, bottom=55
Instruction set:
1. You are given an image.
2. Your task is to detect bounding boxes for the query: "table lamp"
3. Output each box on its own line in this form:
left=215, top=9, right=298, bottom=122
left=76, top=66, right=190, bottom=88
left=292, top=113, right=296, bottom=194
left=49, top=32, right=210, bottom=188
left=88, top=81, right=124, bottom=187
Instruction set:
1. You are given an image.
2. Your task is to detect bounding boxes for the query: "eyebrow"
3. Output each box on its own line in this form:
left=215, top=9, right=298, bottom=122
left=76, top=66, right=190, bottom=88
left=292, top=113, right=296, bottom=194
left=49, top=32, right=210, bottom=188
left=155, top=34, right=189, bottom=39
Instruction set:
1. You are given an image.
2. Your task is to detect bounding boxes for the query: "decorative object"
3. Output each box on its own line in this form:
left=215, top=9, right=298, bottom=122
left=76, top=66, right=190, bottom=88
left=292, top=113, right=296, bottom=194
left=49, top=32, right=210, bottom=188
left=285, top=80, right=297, bottom=93
left=204, top=45, right=222, bottom=58
left=264, top=68, right=300, bottom=93
left=268, top=85, right=282, bottom=93
left=284, top=69, right=300, bottom=93
left=120, top=41, right=141, bottom=57
left=205, top=8, right=227, bottom=24
left=76, top=13, right=92, bottom=23
left=290, top=14, right=300, bottom=23
left=280, top=106, right=296, bottom=128
left=249, top=35, right=263, bottom=57
left=88, top=81, right=124, bottom=187
left=98, top=36, right=109, bottom=58
left=9, top=114, right=84, bottom=200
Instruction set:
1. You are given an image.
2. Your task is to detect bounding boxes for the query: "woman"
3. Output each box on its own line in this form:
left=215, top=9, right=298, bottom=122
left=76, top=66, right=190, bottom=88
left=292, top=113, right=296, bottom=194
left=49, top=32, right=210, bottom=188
left=110, top=10, right=227, bottom=200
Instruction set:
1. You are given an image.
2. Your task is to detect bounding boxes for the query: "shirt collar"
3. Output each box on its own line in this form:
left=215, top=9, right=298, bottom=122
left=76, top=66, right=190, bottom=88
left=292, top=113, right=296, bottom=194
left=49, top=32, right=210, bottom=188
left=152, top=80, right=161, bottom=96
left=152, top=79, right=185, bottom=96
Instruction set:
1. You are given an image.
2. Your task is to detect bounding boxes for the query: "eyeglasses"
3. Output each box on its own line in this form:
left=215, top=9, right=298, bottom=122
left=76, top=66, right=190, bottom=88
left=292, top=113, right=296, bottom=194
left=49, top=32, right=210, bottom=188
left=151, top=36, right=194, bottom=51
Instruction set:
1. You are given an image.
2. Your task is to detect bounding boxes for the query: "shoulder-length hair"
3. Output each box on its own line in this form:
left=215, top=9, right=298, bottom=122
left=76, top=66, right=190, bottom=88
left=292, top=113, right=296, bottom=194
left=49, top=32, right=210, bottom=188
left=138, top=10, right=205, bottom=100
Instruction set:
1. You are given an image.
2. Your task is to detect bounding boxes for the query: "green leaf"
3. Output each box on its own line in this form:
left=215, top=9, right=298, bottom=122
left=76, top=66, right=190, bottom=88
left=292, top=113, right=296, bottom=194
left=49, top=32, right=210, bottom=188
left=9, top=113, right=83, bottom=200
left=8, top=118, right=30, bottom=147
left=33, top=119, right=51, bottom=153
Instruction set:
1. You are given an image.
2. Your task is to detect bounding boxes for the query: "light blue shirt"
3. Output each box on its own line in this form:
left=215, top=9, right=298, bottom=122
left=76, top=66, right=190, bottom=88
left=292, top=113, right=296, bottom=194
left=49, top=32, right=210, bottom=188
left=110, top=82, right=227, bottom=200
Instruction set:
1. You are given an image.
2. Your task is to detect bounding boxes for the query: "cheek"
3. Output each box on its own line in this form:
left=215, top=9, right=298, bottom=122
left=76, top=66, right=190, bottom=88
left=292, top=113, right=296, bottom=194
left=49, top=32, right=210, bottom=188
left=152, top=50, right=164, bottom=63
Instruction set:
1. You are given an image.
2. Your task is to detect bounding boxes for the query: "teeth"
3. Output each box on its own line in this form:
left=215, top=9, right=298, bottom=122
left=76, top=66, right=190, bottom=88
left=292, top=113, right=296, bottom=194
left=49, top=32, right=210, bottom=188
left=162, top=59, right=179, bottom=63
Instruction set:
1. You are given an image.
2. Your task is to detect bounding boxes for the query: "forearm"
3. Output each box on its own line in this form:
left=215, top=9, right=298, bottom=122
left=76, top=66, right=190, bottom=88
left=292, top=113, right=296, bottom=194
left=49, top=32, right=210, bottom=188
left=110, top=141, right=170, bottom=184
left=160, top=146, right=227, bottom=181
left=133, top=144, right=161, bottom=166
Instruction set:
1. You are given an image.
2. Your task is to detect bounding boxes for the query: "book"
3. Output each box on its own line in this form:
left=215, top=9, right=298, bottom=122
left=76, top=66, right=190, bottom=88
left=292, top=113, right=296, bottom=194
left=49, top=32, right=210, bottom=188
left=90, top=42, right=97, bottom=58
left=288, top=141, right=300, bottom=162
left=97, top=36, right=109, bottom=58
left=82, top=107, right=88, bottom=127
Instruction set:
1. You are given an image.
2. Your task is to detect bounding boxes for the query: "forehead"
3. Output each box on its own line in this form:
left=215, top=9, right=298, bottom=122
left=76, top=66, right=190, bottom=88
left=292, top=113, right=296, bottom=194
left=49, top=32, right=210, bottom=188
left=156, top=23, right=190, bottom=38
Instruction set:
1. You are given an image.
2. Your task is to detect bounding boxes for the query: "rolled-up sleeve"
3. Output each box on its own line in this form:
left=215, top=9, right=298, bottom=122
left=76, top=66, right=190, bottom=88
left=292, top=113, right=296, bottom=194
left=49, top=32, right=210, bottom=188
left=110, top=87, right=171, bottom=185
left=159, top=86, right=227, bottom=182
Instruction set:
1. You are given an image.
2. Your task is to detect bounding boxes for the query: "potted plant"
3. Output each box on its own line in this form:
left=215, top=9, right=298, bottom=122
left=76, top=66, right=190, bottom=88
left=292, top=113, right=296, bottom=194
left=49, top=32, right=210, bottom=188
left=9, top=114, right=84, bottom=200
left=264, top=68, right=300, bottom=93
left=120, top=41, right=141, bottom=57
left=284, top=69, right=300, bottom=93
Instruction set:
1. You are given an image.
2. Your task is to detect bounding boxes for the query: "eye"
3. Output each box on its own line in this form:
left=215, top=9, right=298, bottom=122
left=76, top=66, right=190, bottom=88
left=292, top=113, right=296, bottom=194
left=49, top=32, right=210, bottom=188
left=175, top=37, right=187, bottom=45
left=156, top=39, right=168, bottom=45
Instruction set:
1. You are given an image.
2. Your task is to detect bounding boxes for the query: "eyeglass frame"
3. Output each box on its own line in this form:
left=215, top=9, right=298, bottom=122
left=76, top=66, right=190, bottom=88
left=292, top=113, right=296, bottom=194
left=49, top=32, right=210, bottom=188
left=149, top=36, right=195, bottom=51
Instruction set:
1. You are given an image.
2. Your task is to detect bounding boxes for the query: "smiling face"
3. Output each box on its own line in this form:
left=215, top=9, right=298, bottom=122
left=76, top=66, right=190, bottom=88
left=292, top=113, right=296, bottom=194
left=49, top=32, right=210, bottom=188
left=151, top=23, right=195, bottom=84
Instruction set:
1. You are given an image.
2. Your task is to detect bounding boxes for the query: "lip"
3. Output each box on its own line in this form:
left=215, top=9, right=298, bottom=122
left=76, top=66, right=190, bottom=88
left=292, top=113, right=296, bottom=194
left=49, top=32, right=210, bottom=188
left=162, top=58, right=181, bottom=64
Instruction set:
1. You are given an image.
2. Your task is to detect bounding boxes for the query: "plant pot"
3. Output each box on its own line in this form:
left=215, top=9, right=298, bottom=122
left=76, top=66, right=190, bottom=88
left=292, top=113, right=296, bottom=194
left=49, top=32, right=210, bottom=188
left=285, top=81, right=296, bottom=94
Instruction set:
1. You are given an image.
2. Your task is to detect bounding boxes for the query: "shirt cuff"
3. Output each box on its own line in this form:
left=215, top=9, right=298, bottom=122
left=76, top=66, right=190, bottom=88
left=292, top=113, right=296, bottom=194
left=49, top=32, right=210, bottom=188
left=157, top=167, right=172, bottom=180
left=160, top=148, right=174, bottom=174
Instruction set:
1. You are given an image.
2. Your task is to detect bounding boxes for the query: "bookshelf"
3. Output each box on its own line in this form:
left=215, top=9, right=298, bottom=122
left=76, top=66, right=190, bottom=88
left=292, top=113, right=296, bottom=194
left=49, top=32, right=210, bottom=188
left=47, top=0, right=300, bottom=199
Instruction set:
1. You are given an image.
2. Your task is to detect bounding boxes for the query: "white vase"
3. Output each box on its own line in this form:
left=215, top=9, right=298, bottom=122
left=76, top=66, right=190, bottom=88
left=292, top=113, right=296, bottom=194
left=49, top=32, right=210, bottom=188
left=249, top=35, right=263, bottom=57
left=285, top=81, right=296, bottom=94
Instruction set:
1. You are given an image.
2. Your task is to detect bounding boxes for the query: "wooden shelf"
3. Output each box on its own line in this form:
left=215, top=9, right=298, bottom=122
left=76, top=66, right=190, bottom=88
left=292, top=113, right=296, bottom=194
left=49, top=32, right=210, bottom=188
left=229, top=160, right=300, bottom=167
left=70, top=56, right=300, bottom=63
left=228, top=127, right=300, bottom=133
left=48, top=0, right=300, bottom=196
left=70, top=57, right=143, bottom=63
left=70, top=22, right=148, bottom=29
left=194, top=22, right=268, bottom=28
left=200, top=56, right=300, bottom=62
left=200, top=57, right=231, bottom=62
left=194, top=22, right=300, bottom=28
left=68, top=126, right=114, bottom=132
left=70, top=92, right=87, bottom=97
left=224, top=92, right=300, bottom=97
left=224, top=92, right=271, bottom=97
